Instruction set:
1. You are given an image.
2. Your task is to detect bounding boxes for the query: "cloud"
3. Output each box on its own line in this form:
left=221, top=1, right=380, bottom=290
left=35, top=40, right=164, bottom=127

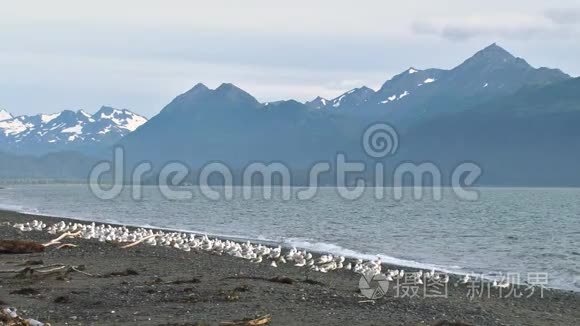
left=412, top=14, right=571, bottom=41
left=0, top=22, right=407, bottom=73
left=544, top=8, right=580, bottom=25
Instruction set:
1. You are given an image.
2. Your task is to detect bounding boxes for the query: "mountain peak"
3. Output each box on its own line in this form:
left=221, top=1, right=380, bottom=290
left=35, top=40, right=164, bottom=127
left=483, top=42, right=504, bottom=51
left=452, top=43, right=528, bottom=75
left=472, top=43, right=515, bottom=61
left=305, top=96, right=329, bottom=109
left=192, top=82, right=209, bottom=90
left=326, top=86, right=376, bottom=108
left=95, top=106, right=115, bottom=115
left=214, top=83, right=259, bottom=104
left=407, top=67, right=420, bottom=74
left=344, top=86, right=374, bottom=95
left=182, top=83, right=210, bottom=97
left=216, top=83, right=244, bottom=93
left=306, top=96, right=329, bottom=103
left=0, top=109, right=13, bottom=121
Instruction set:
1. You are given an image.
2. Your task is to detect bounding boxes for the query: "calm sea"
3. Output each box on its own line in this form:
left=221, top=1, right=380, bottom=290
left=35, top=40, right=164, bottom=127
left=1, top=184, right=578, bottom=291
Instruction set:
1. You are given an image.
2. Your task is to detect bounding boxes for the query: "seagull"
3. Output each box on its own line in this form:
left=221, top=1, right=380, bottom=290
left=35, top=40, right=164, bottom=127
left=461, top=274, right=470, bottom=284
left=251, top=255, right=262, bottom=264
left=18, top=218, right=459, bottom=282
left=295, top=261, right=306, bottom=267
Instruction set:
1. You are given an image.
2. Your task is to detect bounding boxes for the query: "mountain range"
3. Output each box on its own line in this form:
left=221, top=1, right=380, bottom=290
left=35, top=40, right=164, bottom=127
left=305, top=44, right=569, bottom=122
left=1, top=43, right=579, bottom=186
left=0, top=106, right=147, bottom=155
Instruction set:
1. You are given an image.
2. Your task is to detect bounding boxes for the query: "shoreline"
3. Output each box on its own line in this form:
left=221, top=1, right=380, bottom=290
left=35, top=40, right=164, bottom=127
left=0, top=207, right=462, bottom=272
left=1, top=209, right=579, bottom=325
left=0, top=208, right=577, bottom=293
left=0, top=209, right=524, bottom=289
left=3, top=180, right=580, bottom=189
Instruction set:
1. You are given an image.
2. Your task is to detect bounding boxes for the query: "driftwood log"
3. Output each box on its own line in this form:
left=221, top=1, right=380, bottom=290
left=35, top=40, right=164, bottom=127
left=0, top=240, right=45, bottom=254
left=220, top=314, right=272, bottom=326
left=0, top=231, right=82, bottom=254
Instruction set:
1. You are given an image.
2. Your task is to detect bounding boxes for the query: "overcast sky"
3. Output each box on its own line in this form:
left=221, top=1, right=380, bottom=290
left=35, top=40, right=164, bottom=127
left=1, top=0, right=579, bottom=117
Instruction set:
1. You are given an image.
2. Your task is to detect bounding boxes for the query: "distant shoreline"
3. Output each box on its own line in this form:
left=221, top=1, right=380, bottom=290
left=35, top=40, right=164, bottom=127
left=2, top=181, right=580, bottom=189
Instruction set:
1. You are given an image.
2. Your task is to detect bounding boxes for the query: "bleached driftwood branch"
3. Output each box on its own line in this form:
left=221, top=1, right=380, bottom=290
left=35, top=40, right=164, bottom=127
left=42, top=231, right=82, bottom=247
left=120, top=234, right=157, bottom=249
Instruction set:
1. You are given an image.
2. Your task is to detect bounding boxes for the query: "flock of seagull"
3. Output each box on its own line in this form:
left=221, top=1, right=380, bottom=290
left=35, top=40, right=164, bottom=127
left=12, top=219, right=511, bottom=288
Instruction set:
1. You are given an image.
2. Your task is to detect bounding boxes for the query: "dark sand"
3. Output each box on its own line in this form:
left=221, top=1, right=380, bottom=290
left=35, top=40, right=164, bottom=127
left=0, top=210, right=578, bottom=326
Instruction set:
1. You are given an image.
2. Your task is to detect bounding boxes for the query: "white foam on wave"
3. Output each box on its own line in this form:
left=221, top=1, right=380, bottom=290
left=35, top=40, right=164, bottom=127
left=282, top=238, right=462, bottom=274
left=0, top=201, right=258, bottom=244
left=138, top=223, right=262, bottom=242
left=0, top=201, right=43, bottom=216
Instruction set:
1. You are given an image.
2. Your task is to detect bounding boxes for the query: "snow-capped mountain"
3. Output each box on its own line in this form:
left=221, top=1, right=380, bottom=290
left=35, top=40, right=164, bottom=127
left=372, top=67, right=446, bottom=106
left=0, top=109, right=13, bottom=121
left=0, top=106, right=147, bottom=155
left=302, top=43, right=569, bottom=122
left=306, top=86, right=376, bottom=110
left=304, top=96, right=329, bottom=110
left=328, top=86, right=375, bottom=109
left=304, top=68, right=444, bottom=112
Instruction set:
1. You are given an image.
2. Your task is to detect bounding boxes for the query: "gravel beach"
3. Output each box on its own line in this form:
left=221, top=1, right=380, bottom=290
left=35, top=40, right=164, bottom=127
left=0, top=210, right=578, bottom=326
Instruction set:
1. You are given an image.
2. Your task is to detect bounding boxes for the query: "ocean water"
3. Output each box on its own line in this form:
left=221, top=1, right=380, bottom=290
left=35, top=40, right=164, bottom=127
left=0, top=184, right=578, bottom=291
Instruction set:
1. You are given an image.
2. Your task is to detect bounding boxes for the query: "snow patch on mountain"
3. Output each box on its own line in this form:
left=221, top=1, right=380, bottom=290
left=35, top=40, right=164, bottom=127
left=325, top=87, right=375, bottom=109
left=118, top=112, right=147, bottom=131
left=0, top=118, right=32, bottom=136
left=0, top=109, right=13, bottom=121
left=41, top=113, right=61, bottom=123
left=305, top=97, right=331, bottom=110
left=332, top=95, right=346, bottom=108
left=79, top=110, right=93, bottom=119
left=61, top=123, right=83, bottom=134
